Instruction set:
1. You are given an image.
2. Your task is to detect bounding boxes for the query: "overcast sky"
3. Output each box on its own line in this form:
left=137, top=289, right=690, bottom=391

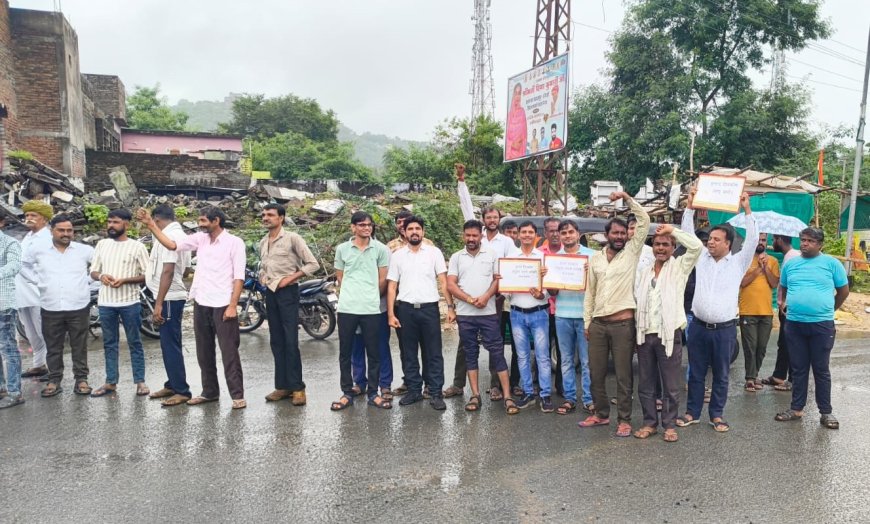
left=12, top=0, right=869, bottom=142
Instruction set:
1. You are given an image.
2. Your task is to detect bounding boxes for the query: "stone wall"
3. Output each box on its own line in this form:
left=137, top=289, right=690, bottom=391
left=86, top=150, right=249, bottom=192
left=0, top=0, right=18, bottom=173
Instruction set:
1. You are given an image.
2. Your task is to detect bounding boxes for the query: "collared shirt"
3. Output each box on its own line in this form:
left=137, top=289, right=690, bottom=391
left=682, top=208, right=758, bottom=323
left=386, top=236, right=433, bottom=253
left=0, top=232, right=21, bottom=311
left=781, top=254, right=848, bottom=323
left=483, top=232, right=516, bottom=259
left=15, top=227, right=51, bottom=308
left=584, top=197, right=650, bottom=324
left=539, top=242, right=562, bottom=314
left=146, top=222, right=190, bottom=302
left=258, top=228, right=319, bottom=292
left=554, top=246, right=596, bottom=319
left=91, top=238, right=150, bottom=307
left=507, top=247, right=548, bottom=310
left=29, top=242, right=94, bottom=311
left=388, top=243, right=446, bottom=304
left=739, top=255, right=780, bottom=316
left=448, top=247, right=498, bottom=316
left=176, top=230, right=246, bottom=308
left=335, top=238, right=390, bottom=315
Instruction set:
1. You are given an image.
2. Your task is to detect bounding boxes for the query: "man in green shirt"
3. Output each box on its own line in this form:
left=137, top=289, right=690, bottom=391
left=331, top=211, right=391, bottom=411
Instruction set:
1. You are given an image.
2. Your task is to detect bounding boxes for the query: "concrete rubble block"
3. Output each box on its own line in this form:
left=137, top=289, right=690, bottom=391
left=262, top=185, right=314, bottom=202
left=492, top=194, right=520, bottom=203
left=99, top=189, right=116, bottom=197
left=550, top=195, right=578, bottom=213
left=312, top=199, right=344, bottom=215
left=107, top=167, right=138, bottom=205
left=51, top=190, right=74, bottom=203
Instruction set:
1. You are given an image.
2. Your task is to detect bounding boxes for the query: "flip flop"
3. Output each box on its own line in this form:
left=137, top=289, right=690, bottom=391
left=187, top=396, right=219, bottom=406
left=73, top=382, right=92, bottom=396
left=578, top=415, right=610, bottom=427
left=775, top=409, right=803, bottom=422
left=90, top=385, right=117, bottom=397
left=41, top=384, right=63, bottom=397
left=676, top=415, right=699, bottom=427
left=710, top=419, right=730, bottom=432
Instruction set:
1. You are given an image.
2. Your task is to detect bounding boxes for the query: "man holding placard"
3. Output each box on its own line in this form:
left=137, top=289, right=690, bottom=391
left=545, top=220, right=595, bottom=415
left=579, top=192, right=649, bottom=437
left=677, top=189, right=757, bottom=433
left=446, top=220, right=514, bottom=414
left=501, top=221, right=550, bottom=412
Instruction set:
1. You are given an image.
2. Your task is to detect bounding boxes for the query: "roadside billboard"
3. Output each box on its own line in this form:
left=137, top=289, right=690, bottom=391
left=504, top=53, right=569, bottom=162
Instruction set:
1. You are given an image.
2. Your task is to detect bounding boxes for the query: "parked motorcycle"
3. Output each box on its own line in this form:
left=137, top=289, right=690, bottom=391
left=236, top=267, right=337, bottom=339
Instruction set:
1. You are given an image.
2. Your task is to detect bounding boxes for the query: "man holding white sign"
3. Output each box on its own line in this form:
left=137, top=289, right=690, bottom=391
left=546, top=220, right=596, bottom=416
left=579, top=192, right=649, bottom=437
left=677, top=188, right=757, bottom=433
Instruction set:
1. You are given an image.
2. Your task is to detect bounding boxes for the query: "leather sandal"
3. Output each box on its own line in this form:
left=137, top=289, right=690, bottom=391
left=465, top=395, right=481, bottom=412
left=73, top=381, right=92, bottom=395
left=633, top=426, right=657, bottom=439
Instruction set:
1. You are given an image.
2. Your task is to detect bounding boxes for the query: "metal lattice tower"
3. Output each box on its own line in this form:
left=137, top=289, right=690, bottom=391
left=470, top=0, right=495, bottom=121
left=523, top=0, right=571, bottom=215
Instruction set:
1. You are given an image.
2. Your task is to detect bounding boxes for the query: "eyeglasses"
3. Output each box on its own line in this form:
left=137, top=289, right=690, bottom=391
left=354, top=223, right=373, bottom=228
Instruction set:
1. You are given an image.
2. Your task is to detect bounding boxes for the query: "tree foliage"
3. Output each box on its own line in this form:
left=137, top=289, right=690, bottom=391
left=249, top=132, right=372, bottom=182
left=219, top=93, right=339, bottom=142
left=126, top=85, right=189, bottom=131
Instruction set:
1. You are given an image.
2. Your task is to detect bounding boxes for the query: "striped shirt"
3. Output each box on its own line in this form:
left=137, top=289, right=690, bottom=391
left=91, top=238, right=150, bottom=306
left=0, top=231, right=22, bottom=311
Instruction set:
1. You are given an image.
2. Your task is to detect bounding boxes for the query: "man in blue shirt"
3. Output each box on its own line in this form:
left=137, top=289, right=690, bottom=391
left=775, top=227, right=849, bottom=430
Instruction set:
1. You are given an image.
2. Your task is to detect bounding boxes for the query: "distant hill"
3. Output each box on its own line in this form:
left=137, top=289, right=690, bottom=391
left=171, top=96, right=423, bottom=170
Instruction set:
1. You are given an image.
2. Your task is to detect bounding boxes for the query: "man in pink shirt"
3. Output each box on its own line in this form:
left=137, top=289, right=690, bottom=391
left=138, top=206, right=247, bottom=410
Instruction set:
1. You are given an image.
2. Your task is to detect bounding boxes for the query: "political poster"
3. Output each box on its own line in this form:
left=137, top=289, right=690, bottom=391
left=504, top=53, right=569, bottom=162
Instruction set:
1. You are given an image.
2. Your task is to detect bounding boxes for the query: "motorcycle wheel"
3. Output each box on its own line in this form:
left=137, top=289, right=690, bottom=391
left=301, top=300, right=336, bottom=340
left=237, top=291, right=266, bottom=333
left=139, top=302, right=161, bottom=339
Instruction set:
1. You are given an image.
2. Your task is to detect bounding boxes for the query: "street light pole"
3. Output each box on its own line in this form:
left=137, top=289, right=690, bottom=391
left=843, top=25, right=870, bottom=273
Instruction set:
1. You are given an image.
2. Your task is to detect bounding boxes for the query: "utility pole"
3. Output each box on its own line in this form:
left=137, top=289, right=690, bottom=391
left=470, top=0, right=495, bottom=123
left=843, top=25, right=870, bottom=273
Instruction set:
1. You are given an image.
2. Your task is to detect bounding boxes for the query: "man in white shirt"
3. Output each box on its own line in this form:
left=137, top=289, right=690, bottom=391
left=677, top=189, right=757, bottom=432
left=508, top=221, right=551, bottom=412
left=89, top=209, right=150, bottom=398
left=24, top=215, right=94, bottom=397
left=17, top=201, right=53, bottom=379
left=144, top=205, right=192, bottom=407
left=387, top=216, right=453, bottom=411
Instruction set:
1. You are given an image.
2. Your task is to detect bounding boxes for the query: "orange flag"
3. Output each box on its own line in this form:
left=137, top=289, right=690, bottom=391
left=817, top=149, right=825, bottom=185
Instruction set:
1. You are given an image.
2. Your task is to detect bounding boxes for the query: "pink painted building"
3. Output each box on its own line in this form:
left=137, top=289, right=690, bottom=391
left=120, top=128, right=243, bottom=160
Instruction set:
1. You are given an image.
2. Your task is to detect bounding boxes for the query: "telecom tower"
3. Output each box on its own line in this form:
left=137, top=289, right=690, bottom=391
left=470, top=0, right=495, bottom=121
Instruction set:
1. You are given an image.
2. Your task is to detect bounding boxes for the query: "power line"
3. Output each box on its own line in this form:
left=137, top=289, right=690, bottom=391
left=788, top=57, right=863, bottom=83
left=572, top=21, right=613, bottom=34
left=786, top=74, right=861, bottom=93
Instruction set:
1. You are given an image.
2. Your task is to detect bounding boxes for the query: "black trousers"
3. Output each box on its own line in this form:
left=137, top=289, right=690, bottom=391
left=772, top=309, right=792, bottom=381
left=42, top=306, right=90, bottom=384
left=337, top=312, right=380, bottom=399
left=265, top=284, right=305, bottom=391
left=637, top=331, right=682, bottom=429
left=396, top=302, right=444, bottom=396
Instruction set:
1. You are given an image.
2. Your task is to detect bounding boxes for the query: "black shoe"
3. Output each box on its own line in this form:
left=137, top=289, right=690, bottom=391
left=21, top=366, right=48, bottom=378
left=540, top=396, right=554, bottom=413
left=516, top=393, right=536, bottom=409
left=430, top=397, right=446, bottom=411
left=399, top=393, right=424, bottom=406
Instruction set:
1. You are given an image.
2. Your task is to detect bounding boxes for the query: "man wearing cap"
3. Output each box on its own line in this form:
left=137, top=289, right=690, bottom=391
left=17, top=201, right=53, bottom=379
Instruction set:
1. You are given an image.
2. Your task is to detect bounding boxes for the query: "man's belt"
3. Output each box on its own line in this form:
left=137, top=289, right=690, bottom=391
left=510, top=304, right=548, bottom=314
left=694, top=318, right=737, bottom=330
left=397, top=301, right=438, bottom=309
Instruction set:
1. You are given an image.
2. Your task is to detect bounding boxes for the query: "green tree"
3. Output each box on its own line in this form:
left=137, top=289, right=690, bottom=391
left=382, top=145, right=448, bottom=185
left=634, top=0, right=830, bottom=135
left=126, top=85, right=189, bottom=131
left=250, top=132, right=372, bottom=182
left=219, top=93, right=339, bottom=142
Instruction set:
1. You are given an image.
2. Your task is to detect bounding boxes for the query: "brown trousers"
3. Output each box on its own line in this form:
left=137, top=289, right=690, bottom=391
left=193, top=303, right=244, bottom=399
left=588, top=317, right=635, bottom=423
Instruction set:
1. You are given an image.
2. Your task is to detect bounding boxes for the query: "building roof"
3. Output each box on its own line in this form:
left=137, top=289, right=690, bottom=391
left=120, top=128, right=243, bottom=140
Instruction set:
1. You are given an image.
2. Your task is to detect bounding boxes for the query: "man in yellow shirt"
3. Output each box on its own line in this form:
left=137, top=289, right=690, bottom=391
left=738, top=233, right=779, bottom=391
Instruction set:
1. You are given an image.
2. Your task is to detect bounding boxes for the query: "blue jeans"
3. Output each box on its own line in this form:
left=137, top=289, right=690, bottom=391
left=555, top=316, right=592, bottom=405
left=159, top=300, right=190, bottom=396
left=510, top=308, right=550, bottom=397
left=0, top=309, right=20, bottom=395
left=351, top=311, right=393, bottom=389
left=686, top=320, right=734, bottom=420
left=100, top=303, right=145, bottom=384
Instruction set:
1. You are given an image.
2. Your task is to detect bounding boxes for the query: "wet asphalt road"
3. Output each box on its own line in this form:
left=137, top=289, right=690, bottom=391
left=2, top=326, right=869, bottom=523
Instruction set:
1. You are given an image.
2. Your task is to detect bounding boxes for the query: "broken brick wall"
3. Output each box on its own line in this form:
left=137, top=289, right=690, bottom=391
left=86, top=150, right=249, bottom=192
left=0, top=0, right=18, bottom=172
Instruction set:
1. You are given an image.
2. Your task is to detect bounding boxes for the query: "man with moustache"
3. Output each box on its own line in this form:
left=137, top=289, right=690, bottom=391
left=138, top=206, right=247, bottom=410
left=579, top=192, right=649, bottom=437
left=446, top=219, right=513, bottom=414
left=144, top=205, right=193, bottom=407
left=763, top=234, right=801, bottom=390
left=547, top=220, right=596, bottom=415
left=16, top=201, right=53, bottom=379
left=259, top=204, right=319, bottom=405
left=89, top=209, right=150, bottom=397
left=456, top=164, right=518, bottom=400
left=633, top=224, right=702, bottom=442
left=23, top=215, right=94, bottom=397
left=387, top=216, right=453, bottom=411
left=738, top=233, right=779, bottom=392
left=677, top=190, right=757, bottom=432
